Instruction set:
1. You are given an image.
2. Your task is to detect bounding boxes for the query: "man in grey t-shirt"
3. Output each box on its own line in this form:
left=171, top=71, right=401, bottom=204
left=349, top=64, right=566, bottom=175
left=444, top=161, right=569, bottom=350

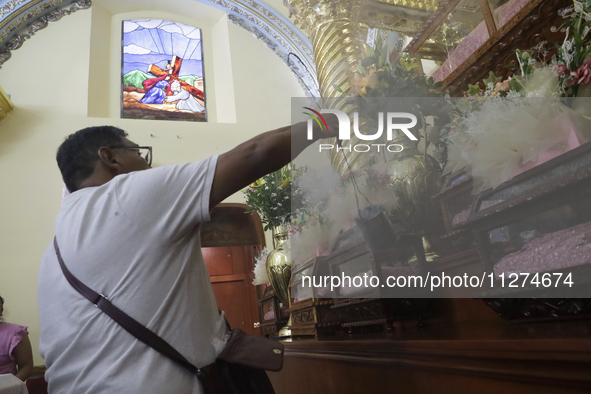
left=37, top=120, right=336, bottom=394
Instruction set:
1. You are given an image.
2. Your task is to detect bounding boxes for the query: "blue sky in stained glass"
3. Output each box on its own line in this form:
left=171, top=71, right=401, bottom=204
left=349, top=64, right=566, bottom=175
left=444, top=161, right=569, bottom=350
left=123, top=20, right=203, bottom=77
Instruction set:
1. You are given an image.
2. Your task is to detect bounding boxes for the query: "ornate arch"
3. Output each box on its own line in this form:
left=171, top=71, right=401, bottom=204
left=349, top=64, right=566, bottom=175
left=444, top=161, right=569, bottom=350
left=0, top=0, right=319, bottom=96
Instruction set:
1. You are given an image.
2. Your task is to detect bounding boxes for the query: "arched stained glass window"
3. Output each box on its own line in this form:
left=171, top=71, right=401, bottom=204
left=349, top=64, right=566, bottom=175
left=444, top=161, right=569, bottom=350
left=121, top=19, right=206, bottom=122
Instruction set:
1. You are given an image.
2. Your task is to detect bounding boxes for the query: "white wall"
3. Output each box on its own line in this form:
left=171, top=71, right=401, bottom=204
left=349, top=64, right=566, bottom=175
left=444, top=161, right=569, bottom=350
left=0, top=1, right=302, bottom=364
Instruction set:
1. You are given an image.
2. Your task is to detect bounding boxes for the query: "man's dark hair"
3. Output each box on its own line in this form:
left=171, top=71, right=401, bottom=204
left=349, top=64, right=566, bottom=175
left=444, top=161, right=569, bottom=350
left=57, top=126, right=128, bottom=192
left=0, top=295, right=4, bottom=306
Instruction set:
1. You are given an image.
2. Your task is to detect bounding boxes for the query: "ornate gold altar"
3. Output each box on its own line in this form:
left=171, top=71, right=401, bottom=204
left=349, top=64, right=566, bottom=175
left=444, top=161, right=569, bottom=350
left=286, top=0, right=441, bottom=175
left=277, top=0, right=585, bottom=321
left=0, top=85, right=14, bottom=121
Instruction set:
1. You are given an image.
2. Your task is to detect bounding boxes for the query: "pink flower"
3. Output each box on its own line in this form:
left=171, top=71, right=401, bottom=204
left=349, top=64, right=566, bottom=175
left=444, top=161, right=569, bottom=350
left=557, top=64, right=569, bottom=76
left=568, top=63, right=591, bottom=86
left=389, top=47, right=401, bottom=64
left=494, top=79, right=511, bottom=93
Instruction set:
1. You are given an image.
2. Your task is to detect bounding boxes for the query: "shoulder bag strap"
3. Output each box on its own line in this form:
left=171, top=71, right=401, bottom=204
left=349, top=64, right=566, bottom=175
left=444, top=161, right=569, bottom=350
left=53, top=236, right=203, bottom=378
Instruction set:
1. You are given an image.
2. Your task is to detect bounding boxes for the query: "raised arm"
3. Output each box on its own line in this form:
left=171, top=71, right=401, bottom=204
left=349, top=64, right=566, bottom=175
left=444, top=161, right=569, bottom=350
left=209, top=116, right=337, bottom=209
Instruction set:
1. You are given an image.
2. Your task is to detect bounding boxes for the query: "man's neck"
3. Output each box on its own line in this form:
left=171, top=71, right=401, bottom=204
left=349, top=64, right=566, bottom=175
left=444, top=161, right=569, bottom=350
left=77, top=172, right=116, bottom=190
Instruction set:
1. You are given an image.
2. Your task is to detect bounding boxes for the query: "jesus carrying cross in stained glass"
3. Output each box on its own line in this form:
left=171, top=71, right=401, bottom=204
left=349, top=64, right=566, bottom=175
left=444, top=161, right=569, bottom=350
left=122, top=20, right=206, bottom=122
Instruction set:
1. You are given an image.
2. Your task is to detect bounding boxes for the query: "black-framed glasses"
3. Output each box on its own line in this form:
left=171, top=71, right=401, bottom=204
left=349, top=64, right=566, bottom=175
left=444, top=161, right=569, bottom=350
left=112, top=146, right=153, bottom=167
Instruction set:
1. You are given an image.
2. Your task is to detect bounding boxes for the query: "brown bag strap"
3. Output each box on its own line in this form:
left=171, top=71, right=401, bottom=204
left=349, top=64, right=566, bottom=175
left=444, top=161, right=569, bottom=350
left=53, top=237, right=203, bottom=379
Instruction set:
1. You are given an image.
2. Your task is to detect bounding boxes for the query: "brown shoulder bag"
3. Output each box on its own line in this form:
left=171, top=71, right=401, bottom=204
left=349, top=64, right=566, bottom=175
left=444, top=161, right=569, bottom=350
left=53, top=237, right=282, bottom=394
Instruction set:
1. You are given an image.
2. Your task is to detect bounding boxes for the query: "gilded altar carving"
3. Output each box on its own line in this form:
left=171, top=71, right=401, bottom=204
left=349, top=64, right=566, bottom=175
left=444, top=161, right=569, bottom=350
left=291, top=308, right=315, bottom=324
left=286, top=0, right=367, bottom=174
left=0, top=84, right=14, bottom=121
left=358, top=0, right=435, bottom=36
left=376, top=0, right=438, bottom=11
left=260, top=323, right=278, bottom=337
left=317, top=299, right=384, bottom=324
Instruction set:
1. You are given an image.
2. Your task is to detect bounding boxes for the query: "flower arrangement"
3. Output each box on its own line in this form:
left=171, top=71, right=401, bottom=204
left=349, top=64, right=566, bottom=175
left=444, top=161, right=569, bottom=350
left=341, top=35, right=443, bottom=99
left=465, top=0, right=591, bottom=98
left=443, top=1, right=591, bottom=190
left=335, top=35, right=444, bottom=128
left=334, top=36, right=449, bottom=169
left=252, top=247, right=271, bottom=286
left=243, top=165, right=293, bottom=231
left=555, top=0, right=591, bottom=96
left=445, top=95, right=572, bottom=189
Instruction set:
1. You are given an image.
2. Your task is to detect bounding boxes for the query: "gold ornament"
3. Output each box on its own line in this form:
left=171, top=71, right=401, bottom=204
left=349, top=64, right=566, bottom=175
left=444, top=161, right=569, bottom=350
left=386, top=137, right=442, bottom=233
left=285, top=0, right=440, bottom=175
left=266, top=226, right=292, bottom=306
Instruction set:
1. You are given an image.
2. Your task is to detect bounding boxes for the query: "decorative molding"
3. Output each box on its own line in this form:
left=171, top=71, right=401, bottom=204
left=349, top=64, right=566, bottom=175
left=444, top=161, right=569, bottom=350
left=0, top=84, right=14, bottom=120
left=0, top=0, right=90, bottom=68
left=226, top=14, right=318, bottom=97
left=0, top=0, right=31, bottom=20
left=203, top=0, right=318, bottom=96
left=260, top=322, right=279, bottom=336
left=291, top=308, right=315, bottom=324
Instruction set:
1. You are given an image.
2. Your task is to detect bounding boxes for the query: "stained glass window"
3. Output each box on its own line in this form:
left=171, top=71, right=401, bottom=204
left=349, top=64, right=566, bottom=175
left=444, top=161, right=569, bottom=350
left=121, top=19, right=206, bottom=122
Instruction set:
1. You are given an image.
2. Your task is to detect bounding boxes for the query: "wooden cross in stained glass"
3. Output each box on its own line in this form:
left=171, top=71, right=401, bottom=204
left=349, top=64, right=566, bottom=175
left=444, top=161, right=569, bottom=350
left=148, top=55, right=204, bottom=100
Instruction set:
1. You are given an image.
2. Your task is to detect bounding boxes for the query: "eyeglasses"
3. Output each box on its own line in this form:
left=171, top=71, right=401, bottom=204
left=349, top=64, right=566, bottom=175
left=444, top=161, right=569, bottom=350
left=112, top=146, right=153, bottom=167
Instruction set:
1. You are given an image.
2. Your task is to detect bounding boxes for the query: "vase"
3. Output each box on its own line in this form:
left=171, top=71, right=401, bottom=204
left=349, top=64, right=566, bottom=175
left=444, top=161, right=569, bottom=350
left=266, top=225, right=291, bottom=307
left=386, top=138, right=443, bottom=260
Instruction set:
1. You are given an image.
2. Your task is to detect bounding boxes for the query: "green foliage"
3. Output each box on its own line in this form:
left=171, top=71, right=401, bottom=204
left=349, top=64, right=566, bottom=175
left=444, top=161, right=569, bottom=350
left=508, top=78, right=524, bottom=93
left=179, top=75, right=201, bottom=86
left=558, top=1, right=591, bottom=71
left=550, top=0, right=591, bottom=95
left=378, top=43, right=389, bottom=69
left=123, top=70, right=200, bottom=90
left=332, top=84, right=344, bottom=93
left=467, top=84, right=482, bottom=96
left=243, top=165, right=293, bottom=231
left=337, top=35, right=448, bottom=163
left=361, top=57, right=377, bottom=67
left=123, top=69, right=151, bottom=89
left=427, top=76, right=443, bottom=90
left=483, top=71, right=502, bottom=87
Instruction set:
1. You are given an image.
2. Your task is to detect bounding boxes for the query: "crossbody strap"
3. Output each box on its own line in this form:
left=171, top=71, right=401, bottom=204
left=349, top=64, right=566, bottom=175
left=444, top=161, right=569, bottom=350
left=53, top=237, right=203, bottom=378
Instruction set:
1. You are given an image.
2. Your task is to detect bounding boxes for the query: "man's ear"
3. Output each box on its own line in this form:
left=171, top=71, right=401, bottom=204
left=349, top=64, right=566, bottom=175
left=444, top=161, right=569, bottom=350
left=97, top=147, right=122, bottom=172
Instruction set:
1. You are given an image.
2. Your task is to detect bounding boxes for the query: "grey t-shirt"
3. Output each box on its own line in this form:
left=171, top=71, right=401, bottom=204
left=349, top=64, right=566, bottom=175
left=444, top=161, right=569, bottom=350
left=38, top=156, right=222, bottom=394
